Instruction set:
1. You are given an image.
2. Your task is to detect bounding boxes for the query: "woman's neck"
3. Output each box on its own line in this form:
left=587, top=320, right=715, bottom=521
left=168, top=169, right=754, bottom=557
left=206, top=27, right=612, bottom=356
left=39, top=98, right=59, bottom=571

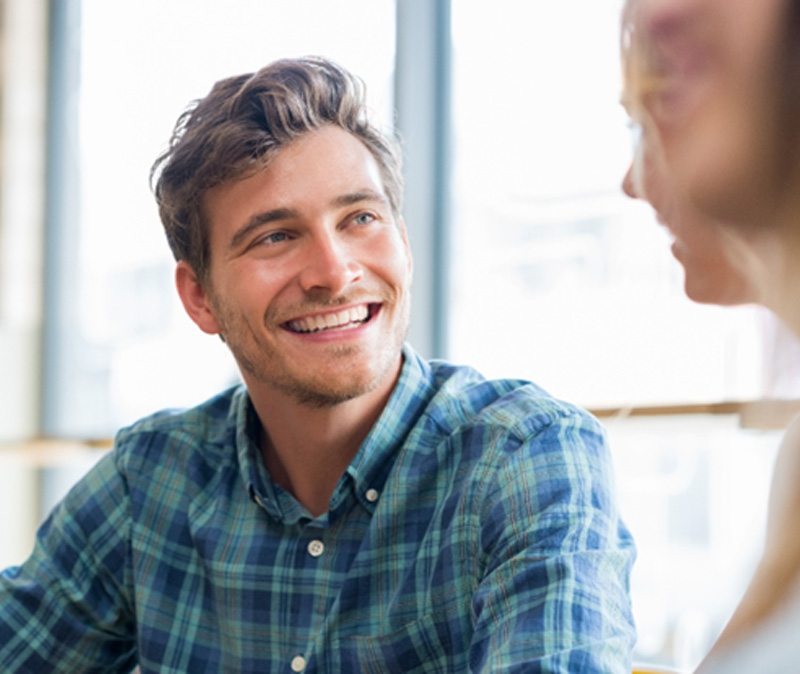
left=753, top=213, right=800, bottom=336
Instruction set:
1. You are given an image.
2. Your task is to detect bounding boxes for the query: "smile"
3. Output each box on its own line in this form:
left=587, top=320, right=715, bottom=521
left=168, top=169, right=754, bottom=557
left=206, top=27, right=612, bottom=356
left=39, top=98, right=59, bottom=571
left=283, top=303, right=378, bottom=334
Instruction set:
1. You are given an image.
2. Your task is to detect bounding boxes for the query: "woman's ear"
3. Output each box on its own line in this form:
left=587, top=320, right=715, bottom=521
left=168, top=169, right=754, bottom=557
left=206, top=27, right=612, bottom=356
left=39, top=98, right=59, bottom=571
left=175, top=260, right=222, bottom=335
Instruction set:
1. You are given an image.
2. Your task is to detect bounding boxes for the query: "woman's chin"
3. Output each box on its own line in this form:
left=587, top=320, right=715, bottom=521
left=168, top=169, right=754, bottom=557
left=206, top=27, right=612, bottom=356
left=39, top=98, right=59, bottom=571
left=682, top=271, right=750, bottom=306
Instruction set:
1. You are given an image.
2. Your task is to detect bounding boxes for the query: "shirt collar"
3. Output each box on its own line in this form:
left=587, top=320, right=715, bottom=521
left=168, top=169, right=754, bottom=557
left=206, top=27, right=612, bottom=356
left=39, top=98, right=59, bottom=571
left=232, top=388, right=285, bottom=521
left=344, top=343, right=434, bottom=514
left=235, top=343, right=435, bottom=523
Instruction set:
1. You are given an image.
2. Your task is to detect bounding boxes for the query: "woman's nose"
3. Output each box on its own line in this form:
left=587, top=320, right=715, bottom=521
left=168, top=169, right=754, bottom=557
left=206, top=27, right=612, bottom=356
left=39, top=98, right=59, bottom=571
left=622, top=163, right=639, bottom=199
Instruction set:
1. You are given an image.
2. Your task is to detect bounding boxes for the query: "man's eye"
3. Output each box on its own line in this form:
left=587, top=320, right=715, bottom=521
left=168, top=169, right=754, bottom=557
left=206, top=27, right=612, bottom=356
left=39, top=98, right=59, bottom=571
left=257, top=231, right=290, bottom=246
left=353, top=212, right=376, bottom=225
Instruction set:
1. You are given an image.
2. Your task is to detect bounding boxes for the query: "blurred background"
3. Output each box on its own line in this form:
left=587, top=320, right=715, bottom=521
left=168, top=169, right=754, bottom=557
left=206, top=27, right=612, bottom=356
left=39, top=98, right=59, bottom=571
left=1, top=0, right=799, bottom=669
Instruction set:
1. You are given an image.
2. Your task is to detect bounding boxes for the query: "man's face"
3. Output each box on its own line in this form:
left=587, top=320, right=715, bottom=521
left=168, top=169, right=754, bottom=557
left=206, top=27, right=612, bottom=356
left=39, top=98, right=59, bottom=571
left=630, top=0, right=785, bottom=223
left=182, top=125, right=412, bottom=408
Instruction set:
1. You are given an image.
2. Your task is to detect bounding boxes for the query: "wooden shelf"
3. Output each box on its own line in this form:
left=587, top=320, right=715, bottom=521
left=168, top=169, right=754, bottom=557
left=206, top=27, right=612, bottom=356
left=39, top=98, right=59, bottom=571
left=590, top=398, right=800, bottom=430
left=0, top=438, right=111, bottom=467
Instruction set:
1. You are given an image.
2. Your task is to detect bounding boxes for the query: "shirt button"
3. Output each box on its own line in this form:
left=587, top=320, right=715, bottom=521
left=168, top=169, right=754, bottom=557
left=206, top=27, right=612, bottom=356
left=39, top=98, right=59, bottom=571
left=365, top=488, right=379, bottom=503
left=307, top=539, right=325, bottom=557
left=290, top=655, right=307, bottom=672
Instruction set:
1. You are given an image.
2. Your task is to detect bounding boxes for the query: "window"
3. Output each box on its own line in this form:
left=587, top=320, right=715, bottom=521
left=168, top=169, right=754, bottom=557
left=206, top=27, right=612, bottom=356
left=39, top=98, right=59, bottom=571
left=0, top=0, right=46, bottom=442
left=448, top=0, right=765, bottom=409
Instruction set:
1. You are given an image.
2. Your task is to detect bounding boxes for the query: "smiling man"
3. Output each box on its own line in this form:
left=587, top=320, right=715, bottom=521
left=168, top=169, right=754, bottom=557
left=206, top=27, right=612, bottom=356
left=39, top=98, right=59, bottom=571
left=0, top=57, right=635, bottom=672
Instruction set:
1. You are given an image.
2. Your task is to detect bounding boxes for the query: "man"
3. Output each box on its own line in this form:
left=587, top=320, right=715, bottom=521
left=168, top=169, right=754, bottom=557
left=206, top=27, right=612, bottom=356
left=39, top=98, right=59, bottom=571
left=0, top=57, right=635, bottom=672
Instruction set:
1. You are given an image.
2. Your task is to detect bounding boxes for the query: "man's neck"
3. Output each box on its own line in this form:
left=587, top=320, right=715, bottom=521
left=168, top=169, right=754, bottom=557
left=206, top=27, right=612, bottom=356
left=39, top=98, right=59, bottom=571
left=246, top=366, right=401, bottom=517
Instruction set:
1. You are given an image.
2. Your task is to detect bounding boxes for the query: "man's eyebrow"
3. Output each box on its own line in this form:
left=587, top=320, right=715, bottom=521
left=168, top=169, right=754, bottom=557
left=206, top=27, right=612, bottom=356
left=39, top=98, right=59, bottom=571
left=331, top=189, right=390, bottom=208
left=229, top=208, right=297, bottom=250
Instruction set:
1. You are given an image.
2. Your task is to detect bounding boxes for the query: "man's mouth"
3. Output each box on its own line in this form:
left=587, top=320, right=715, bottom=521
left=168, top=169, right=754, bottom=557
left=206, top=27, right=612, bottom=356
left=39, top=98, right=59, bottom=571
left=283, top=303, right=379, bottom=334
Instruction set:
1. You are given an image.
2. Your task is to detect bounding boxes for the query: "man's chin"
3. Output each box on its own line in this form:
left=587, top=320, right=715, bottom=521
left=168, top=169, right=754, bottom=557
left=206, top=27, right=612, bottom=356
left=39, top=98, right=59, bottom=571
left=286, top=374, right=379, bottom=409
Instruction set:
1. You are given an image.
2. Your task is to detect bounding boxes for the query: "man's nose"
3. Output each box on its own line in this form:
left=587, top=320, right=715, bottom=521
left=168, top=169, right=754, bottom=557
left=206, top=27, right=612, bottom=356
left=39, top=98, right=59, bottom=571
left=298, top=233, right=363, bottom=295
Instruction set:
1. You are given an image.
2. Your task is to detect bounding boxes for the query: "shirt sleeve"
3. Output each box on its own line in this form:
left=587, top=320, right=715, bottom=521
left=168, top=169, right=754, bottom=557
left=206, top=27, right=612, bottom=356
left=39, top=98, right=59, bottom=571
left=0, top=450, right=137, bottom=673
left=469, top=409, right=636, bottom=673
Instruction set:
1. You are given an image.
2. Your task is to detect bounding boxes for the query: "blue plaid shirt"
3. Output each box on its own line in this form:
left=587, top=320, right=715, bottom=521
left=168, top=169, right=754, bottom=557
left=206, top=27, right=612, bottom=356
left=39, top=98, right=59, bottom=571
left=0, top=346, right=635, bottom=673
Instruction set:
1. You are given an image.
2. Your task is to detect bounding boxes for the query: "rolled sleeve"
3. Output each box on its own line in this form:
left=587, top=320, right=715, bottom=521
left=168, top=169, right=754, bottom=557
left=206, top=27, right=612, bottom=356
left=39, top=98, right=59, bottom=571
left=469, top=411, right=636, bottom=672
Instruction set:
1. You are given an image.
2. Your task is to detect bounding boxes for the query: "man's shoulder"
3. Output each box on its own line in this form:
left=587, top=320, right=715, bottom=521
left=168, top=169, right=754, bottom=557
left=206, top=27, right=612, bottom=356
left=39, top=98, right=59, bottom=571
left=112, top=384, right=246, bottom=469
left=424, top=358, right=600, bottom=441
left=399, top=357, right=613, bottom=512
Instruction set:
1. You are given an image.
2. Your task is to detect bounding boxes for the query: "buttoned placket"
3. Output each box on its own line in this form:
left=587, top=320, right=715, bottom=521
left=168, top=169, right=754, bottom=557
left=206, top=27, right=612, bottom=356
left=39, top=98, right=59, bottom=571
left=269, top=477, right=384, bottom=671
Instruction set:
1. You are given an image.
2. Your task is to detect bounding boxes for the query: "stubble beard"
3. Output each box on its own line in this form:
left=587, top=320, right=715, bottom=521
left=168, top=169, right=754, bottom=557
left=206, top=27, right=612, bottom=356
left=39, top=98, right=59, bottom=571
left=243, top=341, right=390, bottom=409
left=217, top=299, right=409, bottom=410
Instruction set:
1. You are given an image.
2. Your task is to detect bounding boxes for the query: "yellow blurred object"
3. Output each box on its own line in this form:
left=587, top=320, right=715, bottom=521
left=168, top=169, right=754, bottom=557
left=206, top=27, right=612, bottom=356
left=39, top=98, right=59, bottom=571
left=632, top=666, right=685, bottom=674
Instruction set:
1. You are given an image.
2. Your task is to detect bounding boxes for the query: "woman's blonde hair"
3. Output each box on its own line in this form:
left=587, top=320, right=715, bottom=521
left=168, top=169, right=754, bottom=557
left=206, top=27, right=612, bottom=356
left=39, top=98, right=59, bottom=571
left=619, top=0, right=665, bottom=124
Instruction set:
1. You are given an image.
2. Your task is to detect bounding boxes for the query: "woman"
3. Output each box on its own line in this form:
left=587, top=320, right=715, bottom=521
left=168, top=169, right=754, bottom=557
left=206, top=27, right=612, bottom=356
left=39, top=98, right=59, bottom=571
left=619, top=0, right=800, bottom=670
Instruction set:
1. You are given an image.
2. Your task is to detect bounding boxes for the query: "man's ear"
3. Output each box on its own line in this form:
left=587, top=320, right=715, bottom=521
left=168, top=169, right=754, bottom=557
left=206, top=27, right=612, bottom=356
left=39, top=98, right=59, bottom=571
left=175, top=260, right=222, bottom=335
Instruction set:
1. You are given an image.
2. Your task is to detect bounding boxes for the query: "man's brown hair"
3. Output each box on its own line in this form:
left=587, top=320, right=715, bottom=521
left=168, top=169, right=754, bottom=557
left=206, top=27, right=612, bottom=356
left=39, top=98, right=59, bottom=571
left=151, top=56, right=403, bottom=283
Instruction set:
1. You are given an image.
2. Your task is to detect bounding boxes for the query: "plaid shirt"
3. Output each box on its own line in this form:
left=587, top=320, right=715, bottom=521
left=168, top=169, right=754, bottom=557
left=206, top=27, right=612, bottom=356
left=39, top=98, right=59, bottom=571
left=0, top=346, right=635, bottom=673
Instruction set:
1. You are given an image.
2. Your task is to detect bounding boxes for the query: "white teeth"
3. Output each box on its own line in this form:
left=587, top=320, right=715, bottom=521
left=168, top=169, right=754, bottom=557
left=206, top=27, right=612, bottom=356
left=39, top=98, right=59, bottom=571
left=287, top=305, right=370, bottom=333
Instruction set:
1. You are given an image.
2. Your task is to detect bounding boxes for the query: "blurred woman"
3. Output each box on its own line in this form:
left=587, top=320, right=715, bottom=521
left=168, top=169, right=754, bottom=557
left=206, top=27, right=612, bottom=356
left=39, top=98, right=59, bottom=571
left=620, top=0, right=800, bottom=670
